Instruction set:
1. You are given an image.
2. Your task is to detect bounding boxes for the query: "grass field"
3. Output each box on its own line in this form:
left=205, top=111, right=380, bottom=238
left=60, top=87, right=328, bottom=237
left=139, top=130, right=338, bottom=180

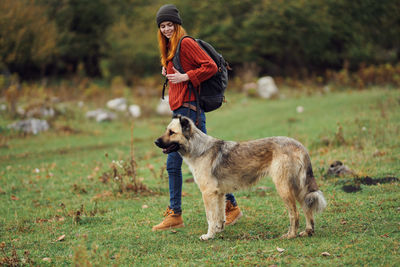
left=1, top=88, right=399, bottom=266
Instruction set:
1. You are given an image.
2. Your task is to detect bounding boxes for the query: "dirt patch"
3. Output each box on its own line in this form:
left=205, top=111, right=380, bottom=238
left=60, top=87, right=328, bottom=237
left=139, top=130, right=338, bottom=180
left=342, top=184, right=362, bottom=193
left=355, top=176, right=398, bottom=185
left=340, top=176, right=399, bottom=193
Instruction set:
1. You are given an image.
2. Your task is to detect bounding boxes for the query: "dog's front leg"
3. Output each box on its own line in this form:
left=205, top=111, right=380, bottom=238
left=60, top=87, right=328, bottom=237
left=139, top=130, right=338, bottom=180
left=200, top=189, right=225, bottom=241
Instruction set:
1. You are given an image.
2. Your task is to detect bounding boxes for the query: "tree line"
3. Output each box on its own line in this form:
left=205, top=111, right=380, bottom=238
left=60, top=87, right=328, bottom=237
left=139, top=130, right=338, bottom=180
left=0, top=0, right=399, bottom=82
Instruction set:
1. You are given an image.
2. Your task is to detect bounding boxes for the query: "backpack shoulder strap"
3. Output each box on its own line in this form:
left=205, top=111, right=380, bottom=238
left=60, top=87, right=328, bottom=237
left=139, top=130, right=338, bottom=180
left=172, top=35, right=196, bottom=74
left=172, top=36, right=202, bottom=126
left=161, top=78, right=168, bottom=100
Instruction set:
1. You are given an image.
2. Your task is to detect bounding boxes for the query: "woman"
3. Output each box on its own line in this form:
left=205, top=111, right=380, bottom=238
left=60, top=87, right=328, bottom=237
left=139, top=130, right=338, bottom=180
left=152, top=4, right=242, bottom=231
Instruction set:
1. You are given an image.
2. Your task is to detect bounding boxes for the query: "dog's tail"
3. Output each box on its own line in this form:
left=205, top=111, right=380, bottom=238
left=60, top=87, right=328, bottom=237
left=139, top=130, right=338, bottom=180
left=305, top=190, right=327, bottom=213
left=304, top=160, right=327, bottom=213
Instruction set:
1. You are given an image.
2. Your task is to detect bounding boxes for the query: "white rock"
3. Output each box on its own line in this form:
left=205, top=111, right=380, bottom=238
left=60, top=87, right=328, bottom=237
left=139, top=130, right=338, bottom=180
left=128, top=105, right=141, bottom=118
left=106, top=98, right=127, bottom=111
left=86, top=109, right=116, bottom=122
left=96, top=112, right=112, bottom=122
left=296, top=106, right=304, bottom=113
left=85, top=109, right=101, bottom=119
left=156, top=96, right=172, bottom=116
left=8, top=118, right=49, bottom=134
left=26, top=106, right=55, bottom=118
left=257, top=76, right=279, bottom=99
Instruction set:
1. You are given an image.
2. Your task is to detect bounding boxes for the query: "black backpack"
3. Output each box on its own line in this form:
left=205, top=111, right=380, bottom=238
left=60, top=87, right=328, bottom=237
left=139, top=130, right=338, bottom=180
left=162, top=36, right=230, bottom=116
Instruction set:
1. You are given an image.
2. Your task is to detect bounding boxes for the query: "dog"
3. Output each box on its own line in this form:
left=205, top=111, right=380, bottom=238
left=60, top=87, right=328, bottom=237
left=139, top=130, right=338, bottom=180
left=155, top=115, right=327, bottom=240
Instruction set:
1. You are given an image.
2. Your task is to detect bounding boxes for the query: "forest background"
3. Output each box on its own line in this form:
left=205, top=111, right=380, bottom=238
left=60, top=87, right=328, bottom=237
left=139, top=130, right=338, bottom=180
left=1, top=0, right=400, bottom=87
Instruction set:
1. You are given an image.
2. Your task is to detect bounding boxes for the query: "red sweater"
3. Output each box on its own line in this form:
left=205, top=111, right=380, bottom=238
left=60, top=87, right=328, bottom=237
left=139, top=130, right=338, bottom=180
left=167, top=37, right=218, bottom=111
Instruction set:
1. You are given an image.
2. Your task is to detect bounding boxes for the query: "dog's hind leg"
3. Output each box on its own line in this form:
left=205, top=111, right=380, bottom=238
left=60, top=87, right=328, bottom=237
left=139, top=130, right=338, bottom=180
left=299, top=203, right=315, bottom=237
left=200, top=189, right=225, bottom=241
left=278, top=192, right=299, bottom=239
left=272, top=172, right=299, bottom=238
left=299, top=161, right=326, bottom=237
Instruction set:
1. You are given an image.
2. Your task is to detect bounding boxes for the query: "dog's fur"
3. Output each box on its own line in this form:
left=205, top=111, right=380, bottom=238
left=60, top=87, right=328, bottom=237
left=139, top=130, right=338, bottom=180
left=155, top=115, right=327, bottom=240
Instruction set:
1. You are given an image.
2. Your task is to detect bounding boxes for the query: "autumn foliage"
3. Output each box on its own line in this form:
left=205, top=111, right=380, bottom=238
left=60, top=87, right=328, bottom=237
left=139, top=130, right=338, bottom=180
left=0, top=0, right=399, bottom=85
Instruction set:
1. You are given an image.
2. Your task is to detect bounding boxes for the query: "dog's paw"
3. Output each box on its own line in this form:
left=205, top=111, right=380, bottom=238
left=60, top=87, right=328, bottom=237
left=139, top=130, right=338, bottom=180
left=280, top=233, right=297, bottom=239
left=299, top=229, right=313, bottom=237
left=200, top=234, right=213, bottom=241
left=216, top=223, right=225, bottom=233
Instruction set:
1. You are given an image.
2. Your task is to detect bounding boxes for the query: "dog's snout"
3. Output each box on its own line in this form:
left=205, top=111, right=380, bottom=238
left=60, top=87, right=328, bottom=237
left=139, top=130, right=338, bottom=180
left=155, top=138, right=164, bottom=148
left=154, top=139, right=161, bottom=147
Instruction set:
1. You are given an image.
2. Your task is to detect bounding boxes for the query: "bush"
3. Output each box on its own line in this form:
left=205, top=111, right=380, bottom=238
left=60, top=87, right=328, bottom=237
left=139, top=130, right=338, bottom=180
left=326, top=63, right=400, bottom=89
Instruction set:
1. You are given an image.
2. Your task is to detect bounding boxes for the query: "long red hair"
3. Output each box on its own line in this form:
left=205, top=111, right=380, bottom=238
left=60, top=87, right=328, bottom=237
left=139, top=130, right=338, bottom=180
left=158, top=23, right=187, bottom=68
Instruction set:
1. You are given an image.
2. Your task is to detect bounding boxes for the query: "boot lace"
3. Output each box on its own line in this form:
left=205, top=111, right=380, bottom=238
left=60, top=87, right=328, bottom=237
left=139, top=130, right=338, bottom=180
left=163, top=207, right=174, bottom=217
left=225, top=201, right=233, bottom=213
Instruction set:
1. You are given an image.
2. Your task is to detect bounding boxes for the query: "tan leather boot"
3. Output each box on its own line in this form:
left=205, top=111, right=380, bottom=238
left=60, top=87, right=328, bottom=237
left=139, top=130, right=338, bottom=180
left=225, top=200, right=243, bottom=226
left=152, top=207, right=184, bottom=231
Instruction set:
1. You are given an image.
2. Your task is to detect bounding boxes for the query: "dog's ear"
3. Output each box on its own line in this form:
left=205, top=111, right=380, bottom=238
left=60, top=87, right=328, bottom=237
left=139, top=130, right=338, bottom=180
left=179, top=116, right=191, bottom=133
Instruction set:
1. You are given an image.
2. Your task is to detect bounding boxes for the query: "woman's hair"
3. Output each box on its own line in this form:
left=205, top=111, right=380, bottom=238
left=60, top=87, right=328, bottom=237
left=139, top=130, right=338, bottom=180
left=158, top=23, right=187, bottom=67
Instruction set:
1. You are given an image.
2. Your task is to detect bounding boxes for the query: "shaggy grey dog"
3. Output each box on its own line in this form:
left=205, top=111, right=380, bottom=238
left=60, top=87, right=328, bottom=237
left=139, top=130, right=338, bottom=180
left=155, top=115, right=327, bottom=240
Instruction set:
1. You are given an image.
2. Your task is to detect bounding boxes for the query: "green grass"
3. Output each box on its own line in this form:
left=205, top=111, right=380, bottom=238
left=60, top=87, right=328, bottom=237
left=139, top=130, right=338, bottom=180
left=1, top=89, right=399, bottom=266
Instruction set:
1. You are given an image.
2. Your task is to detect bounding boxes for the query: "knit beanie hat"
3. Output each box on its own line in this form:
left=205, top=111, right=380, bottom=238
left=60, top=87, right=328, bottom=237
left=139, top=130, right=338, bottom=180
left=156, top=4, right=182, bottom=27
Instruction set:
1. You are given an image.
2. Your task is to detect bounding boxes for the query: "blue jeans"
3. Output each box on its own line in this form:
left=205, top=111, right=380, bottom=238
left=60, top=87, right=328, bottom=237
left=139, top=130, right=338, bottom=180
left=167, top=102, right=237, bottom=213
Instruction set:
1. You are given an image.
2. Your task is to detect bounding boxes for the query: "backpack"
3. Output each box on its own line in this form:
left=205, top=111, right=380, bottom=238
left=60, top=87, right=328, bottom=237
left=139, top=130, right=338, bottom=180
left=162, top=36, right=230, bottom=114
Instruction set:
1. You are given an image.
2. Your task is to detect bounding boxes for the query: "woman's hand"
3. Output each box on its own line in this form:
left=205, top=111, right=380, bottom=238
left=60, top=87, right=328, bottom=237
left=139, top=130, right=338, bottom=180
left=161, top=66, right=166, bottom=76
left=166, top=67, right=189, bottom=84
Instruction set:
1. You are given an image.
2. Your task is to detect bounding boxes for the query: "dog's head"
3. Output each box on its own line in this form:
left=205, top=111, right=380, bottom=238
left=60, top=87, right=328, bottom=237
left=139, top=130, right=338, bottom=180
left=154, top=115, right=194, bottom=154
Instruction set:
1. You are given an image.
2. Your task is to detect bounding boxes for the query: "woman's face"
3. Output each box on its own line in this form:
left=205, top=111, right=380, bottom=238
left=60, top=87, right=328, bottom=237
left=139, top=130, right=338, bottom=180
left=160, top=21, right=175, bottom=39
